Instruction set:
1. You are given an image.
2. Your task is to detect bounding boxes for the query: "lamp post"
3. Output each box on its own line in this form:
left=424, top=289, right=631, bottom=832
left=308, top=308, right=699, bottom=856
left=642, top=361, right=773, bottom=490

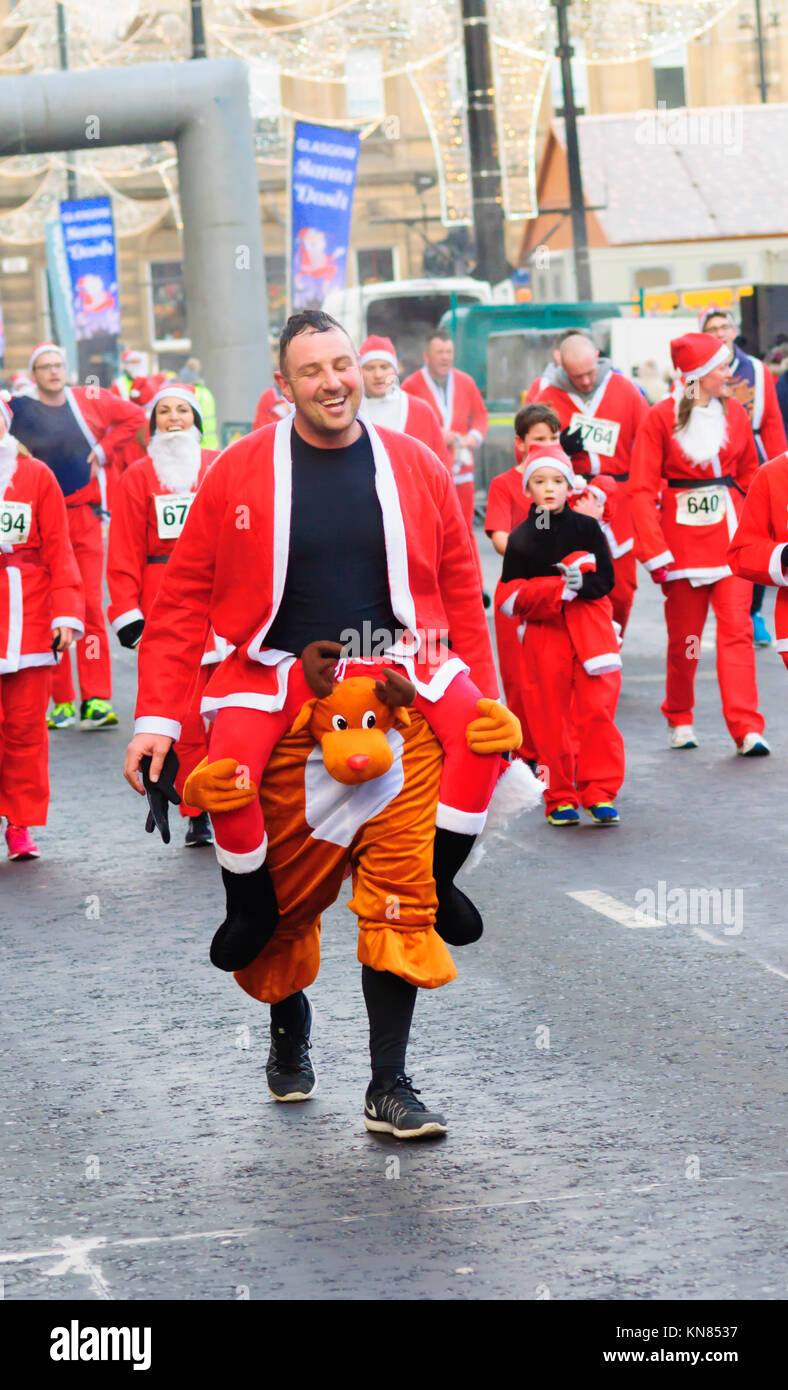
left=460, top=0, right=509, bottom=284
left=551, top=0, right=592, bottom=301
left=55, top=3, right=78, bottom=199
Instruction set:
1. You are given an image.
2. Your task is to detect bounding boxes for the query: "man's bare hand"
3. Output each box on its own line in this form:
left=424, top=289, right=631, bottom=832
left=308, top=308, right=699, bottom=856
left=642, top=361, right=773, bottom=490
left=87, top=449, right=100, bottom=479
left=52, top=626, right=74, bottom=652
left=124, top=733, right=173, bottom=795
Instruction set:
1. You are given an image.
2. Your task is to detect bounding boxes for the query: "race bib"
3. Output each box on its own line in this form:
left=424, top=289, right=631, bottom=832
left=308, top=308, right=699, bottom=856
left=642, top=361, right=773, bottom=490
left=569, top=412, right=621, bottom=458
left=674, top=485, right=726, bottom=526
left=0, top=500, right=32, bottom=544
left=153, top=492, right=194, bottom=540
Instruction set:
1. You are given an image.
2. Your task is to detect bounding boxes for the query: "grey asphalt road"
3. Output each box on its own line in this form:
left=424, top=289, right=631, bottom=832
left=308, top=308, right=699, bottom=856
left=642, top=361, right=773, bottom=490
left=1, top=531, right=785, bottom=1302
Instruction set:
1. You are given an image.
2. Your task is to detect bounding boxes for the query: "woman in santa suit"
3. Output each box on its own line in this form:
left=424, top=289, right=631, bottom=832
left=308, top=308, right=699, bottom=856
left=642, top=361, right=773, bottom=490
left=107, top=385, right=223, bottom=847
left=0, top=399, right=84, bottom=860
left=630, top=333, right=768, bottom=755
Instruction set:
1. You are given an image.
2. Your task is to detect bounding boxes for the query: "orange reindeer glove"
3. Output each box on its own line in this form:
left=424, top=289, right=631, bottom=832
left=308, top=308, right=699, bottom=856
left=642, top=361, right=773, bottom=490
left=465, top=698, right=522, bottom=755
left=182, top=756, right=259, bottom=813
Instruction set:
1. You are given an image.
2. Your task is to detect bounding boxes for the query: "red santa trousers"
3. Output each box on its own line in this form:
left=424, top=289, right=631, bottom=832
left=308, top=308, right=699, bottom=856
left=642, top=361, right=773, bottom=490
left=0, top=666, right=50, bottom=825
left=661, top=575, right=764, bottom=742
left=610, top=550, right=637, bottom=637
left=176, top=665, right=211, bottom=819
left=520, top=617, right=625, bottom=815
left=493, top=605, right=536, bottom=761
left=207, top=659, right=500, bottom=863
left=50, top=504, right=112, bottom=703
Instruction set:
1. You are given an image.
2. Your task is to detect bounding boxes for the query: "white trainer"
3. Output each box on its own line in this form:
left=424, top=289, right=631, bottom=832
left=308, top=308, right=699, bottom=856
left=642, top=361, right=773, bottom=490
left=669, top=724, right=698, bottom=749
left=737, top=732, right=771, bottom=757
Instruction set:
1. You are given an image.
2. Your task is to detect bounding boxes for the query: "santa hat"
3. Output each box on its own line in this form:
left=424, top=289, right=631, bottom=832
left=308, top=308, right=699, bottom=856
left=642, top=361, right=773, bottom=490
left=0, top=397, right=11, bottom=431
left=121, top=348, right=145, bottom=371
left=129, top=372, right=168, bottom=407
left=521, top=443, right=578, bottom=492
left=147, top=383, right=203, bottom=435
left=28, top=342, right=65, bottom=374
left=670, top=333, right=730, bottom=382
left=359, top=335, right=398, bottom=370
left=698, top=306, right=733, bottom=332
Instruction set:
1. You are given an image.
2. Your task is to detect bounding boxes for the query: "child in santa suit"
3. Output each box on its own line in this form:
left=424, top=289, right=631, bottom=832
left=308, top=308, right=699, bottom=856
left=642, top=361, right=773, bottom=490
left=497, top=444, right=624, bottom=826
left=630, top=333, right=767, bottom=755
left=486, top=402, right=560, bottom=765
left=107, top=385, right=223, bottom=848
left=0, top=399, right=84, bottom=859
left=728, top=447, right=788, bottom=667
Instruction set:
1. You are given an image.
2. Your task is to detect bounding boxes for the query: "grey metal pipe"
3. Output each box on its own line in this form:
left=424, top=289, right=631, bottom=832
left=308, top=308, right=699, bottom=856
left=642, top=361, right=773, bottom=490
left=0, top=58, right=271, bottom=428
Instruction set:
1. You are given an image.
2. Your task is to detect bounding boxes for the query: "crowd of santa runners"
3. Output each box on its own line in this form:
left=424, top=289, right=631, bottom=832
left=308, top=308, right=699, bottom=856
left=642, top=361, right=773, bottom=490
left=3, top=308, right=788, bottom=1137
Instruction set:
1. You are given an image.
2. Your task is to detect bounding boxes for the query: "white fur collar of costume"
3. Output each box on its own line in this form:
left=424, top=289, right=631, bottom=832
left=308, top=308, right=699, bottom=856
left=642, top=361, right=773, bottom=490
left=0, top=433, right=19, bottom=498
left=675, top=395, right=728, bottom=465
left=149, top=424, right=201, bottom=493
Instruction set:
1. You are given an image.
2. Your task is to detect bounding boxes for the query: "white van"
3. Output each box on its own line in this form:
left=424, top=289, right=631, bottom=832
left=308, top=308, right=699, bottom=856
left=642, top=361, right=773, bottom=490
left=323, top=277, right=493, bottom=377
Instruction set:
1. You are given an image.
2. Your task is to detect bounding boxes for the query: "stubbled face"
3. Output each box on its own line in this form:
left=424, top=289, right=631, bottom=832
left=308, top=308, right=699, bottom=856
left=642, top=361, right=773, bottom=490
left=362, top=359, right=397, bottom=398
left=527, top=466, right=570, bottom=511
left=33, top=352, right=67, bottom=394
left=561, top=345, right=598, bottom=394
left=514, top=420, right=557, bottom=464
left=275, top=328, right=362, bottom=439
left=703, top=316, right=737, bottom=350
left=154, top=398, right=195, bottom=432
left=424, top=336, right=454, bottom=380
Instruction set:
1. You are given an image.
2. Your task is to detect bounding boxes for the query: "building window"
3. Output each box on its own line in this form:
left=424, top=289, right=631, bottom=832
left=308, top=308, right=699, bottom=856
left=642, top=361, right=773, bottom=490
left=149, top=261, right=188, bottom=344
left=652, top=42, right=687, bottom=108
left=356, top=247, right=395, bottom=284
left=633, top=267, right=672, bottom=290
left=706, top=263, right=744, bottom=282
left=265, top=255, right=287, bottom=333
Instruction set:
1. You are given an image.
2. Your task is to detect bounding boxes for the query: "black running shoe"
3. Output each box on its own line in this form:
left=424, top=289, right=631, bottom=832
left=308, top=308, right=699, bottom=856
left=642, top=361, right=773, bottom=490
left=266, top=999, right=316, bottom=1102
left=364, top=1074, right=447, bottom=1139
left=184, top=811, right=213, bottom=847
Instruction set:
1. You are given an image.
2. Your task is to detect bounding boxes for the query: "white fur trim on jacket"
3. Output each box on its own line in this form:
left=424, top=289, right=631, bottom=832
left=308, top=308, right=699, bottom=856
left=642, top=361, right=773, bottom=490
left=0, top=564, right=23, bottom=673
left=111, top=607, right=144, bottom=635
left=214, top=833, right=268, bottom=874
left=435, top=802, right=488, bottom=835
left=583, top=652, right=622, bottom=675
left=644, top=550, right=674, bottom=572
left=134, top=715, right=182, bottom=741
left=768, top=541, right=788, bottom=587
left=51, top=614, right=85, bottom=637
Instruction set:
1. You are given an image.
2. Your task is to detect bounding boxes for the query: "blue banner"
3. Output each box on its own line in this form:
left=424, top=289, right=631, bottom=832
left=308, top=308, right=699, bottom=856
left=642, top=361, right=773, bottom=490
left=291, top=122, right=360, bottom=311
left=59, top=196, right=121, bottom=343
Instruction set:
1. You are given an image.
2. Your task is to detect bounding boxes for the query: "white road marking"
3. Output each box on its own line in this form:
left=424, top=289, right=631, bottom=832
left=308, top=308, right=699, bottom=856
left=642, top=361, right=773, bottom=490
left=566, top=889, right=664, bottom=929
left=42, top=1236, right=113, bottom=1301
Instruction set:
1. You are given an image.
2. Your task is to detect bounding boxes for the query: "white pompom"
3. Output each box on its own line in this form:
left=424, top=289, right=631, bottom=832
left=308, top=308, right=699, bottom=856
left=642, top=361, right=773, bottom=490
left=464, top=759, right=543, bottom=871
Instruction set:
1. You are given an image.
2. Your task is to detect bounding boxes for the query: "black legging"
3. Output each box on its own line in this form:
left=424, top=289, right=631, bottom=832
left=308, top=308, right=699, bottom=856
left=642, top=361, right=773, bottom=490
left=271, top=967, right=417, bottom=1082
left=751, top=583, right=765, bottom=616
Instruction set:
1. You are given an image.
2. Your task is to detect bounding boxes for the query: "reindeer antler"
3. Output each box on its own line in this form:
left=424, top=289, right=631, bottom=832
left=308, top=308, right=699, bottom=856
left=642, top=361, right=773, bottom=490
left=374, top=668, right=416, bottom=709
left=300, top=640, right=344, bottom=698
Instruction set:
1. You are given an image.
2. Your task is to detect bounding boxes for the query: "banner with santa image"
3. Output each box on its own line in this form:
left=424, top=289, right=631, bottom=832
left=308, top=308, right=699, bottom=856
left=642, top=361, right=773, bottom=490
left=290, top=122, right=360, bottom=311
left=59, top=196, right=121, bottom=343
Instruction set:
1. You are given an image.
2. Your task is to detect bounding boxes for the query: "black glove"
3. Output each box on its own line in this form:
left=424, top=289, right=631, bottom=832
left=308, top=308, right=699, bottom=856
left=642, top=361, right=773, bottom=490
left=140, top=749, right=181, bottom=844
left=117, top=618, right=145, bottom=650
left=559, top=424, right=586, bottom=458
left=782, top=544, right=788, bottom=572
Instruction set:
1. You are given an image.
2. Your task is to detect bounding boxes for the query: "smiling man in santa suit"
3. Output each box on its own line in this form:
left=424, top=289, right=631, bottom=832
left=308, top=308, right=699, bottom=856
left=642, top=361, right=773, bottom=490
left=359, top=335, right=450, bottom=468
left=630, top=331, right=767, bottom=756
left=534, top=332, right=648, bottom=636
left=122, top=309, right=518, bottom=1140
left=9, top=343, right=146, bottom=731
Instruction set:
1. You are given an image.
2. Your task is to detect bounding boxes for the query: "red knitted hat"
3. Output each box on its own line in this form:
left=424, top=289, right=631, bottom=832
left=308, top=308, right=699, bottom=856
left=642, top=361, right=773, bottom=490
left=670, top=332, right=730, bottom=382
left=359, top=335, right=398, bottom=369
left=521, top=442, right=578, bottom=491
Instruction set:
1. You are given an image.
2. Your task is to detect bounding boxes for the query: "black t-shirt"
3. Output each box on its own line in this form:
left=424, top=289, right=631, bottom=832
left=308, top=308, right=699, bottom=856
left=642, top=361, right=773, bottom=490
left=265, top=424, right=398, bottom=656
left=502, top=504, right=615, bottom=601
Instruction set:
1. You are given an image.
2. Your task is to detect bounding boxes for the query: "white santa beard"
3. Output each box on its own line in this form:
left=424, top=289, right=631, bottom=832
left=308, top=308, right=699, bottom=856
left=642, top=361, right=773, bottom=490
left=362, top=387, right=404, bottom=430
left=149, top=425, right=201, bottom=492
left=0, top=433, right=19, bottom=498
left=675, top=396, right=728, bottom=465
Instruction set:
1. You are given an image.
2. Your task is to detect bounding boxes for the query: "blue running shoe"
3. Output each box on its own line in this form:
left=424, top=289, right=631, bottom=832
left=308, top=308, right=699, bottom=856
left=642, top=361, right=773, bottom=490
left=547, top=803, right=580, bottom=826
left=752, top=612, right=772, bottom=647
left=587, top=802, right=620, bottom=826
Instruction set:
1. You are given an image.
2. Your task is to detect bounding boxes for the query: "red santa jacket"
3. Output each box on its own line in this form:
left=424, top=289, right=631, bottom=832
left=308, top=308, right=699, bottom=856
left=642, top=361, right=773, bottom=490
left=253, top=386, right=292, bottom=430
left=496, top=564, right=621, bottom=676
left=107, top=449, right=225, bottom=664
left=133, top=417, right=498, bottom=741
left=630, top=395, right=758, bottom=584
left=535, top=370, right=648, bottom=558
left=402, top=366, right=488, bottom=488
left=728, top=452, right=788, bottom=665
left=361, top=390, right=451, bottom=470
left=0, top=452, right=84, bottom=674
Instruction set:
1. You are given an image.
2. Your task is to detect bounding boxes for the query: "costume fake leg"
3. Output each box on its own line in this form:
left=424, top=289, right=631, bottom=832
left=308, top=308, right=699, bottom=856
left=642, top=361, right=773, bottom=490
left=709, top=574, right=765, bottom=742
left=416, top=671, right=500, bottom=835
left=661, top=579, right=712, bottom=729
left=0, top=666, right=50, bottom=826
left=573, top=667, right=626, bottom=809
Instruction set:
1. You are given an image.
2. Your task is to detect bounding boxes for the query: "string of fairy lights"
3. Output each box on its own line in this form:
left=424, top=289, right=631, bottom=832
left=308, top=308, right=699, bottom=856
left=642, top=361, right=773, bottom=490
left=0, top=0, right=741, bottom=242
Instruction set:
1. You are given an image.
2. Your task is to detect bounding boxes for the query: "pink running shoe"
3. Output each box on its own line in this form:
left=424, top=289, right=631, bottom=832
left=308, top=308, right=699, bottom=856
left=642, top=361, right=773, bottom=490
left=5, top=824, right=40, bottom=860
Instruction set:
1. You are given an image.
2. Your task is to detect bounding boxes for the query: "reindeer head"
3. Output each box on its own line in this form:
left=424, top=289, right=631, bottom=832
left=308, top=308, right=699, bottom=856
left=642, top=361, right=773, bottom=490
left=290, top=641, right=416, bottom=785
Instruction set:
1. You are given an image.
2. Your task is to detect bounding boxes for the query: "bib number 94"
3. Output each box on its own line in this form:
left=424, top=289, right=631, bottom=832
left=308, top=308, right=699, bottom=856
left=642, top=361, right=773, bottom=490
left=0, top=501, right=32, bottom=543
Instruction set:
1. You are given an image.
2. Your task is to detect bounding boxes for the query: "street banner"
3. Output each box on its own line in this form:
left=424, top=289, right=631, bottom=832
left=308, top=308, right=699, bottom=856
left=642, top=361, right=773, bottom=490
left=44, top=218, right=78, bottom=376
left=290, top=122, right=360, bottom=311
left=59, top=196, right=121, bottom=343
